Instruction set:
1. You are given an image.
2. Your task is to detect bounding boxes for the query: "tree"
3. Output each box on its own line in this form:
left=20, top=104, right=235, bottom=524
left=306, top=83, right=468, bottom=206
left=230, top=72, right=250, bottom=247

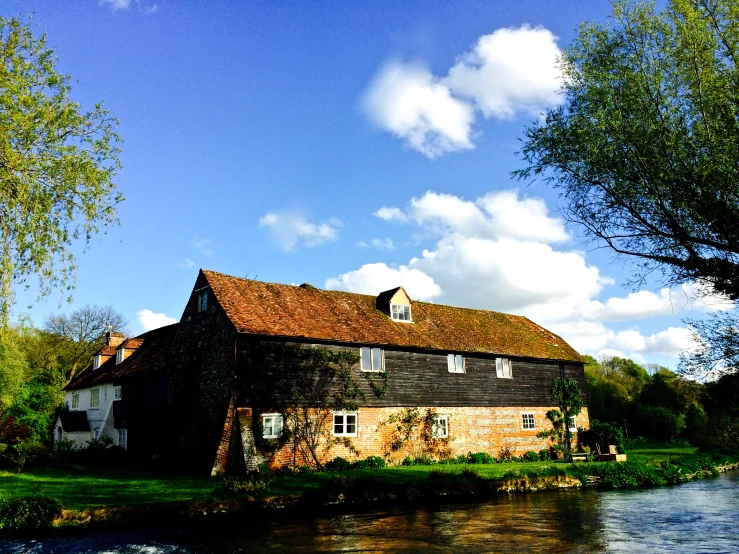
left=0, top=17, right=122, bottom=325
left=514, top=0, right=739, bottom=376
left=44, top=305, right=127, bottom=381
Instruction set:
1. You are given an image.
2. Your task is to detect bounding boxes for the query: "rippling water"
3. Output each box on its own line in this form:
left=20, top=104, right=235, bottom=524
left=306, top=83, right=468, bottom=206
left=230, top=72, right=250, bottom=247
left=5, top=472, right=739, bottom=553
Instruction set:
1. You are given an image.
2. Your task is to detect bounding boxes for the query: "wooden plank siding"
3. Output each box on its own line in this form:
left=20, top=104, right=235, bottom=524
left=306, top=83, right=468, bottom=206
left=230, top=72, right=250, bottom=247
left=236, top=337, right=587, bottom=409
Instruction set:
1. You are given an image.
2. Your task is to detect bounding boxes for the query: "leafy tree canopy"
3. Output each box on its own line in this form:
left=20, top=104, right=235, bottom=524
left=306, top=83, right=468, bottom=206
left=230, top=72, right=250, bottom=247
left=0, top=17, right=122, bottom=325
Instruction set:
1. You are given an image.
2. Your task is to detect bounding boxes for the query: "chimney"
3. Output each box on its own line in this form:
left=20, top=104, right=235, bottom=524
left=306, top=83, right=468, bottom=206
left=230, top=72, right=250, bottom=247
left=106, top=331, right=125, bottom=348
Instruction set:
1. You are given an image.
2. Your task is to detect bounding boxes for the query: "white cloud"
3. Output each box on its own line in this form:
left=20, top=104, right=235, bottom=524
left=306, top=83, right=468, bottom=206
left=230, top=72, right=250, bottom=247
left=362, top=63, right=475, bottom=157
left=143, top=3, right=159, bottom=13
left=443, top=25, right=562, bottom=119
left=362, top=25, right=562, bottom=157
left=192, top=238, right=215, bottom=257
left=330, top=187, right=719, bottom=362
left=137, top=309, right=178, bottom=331
left=99, top=0, right=132, bottom=10
left=357, top=238, right=394, bottom=250
left=326, top=262, right=442, bottom=300
left=176, top=258, right=195, bottom=269
left=258, top=211, right=340, bottom=251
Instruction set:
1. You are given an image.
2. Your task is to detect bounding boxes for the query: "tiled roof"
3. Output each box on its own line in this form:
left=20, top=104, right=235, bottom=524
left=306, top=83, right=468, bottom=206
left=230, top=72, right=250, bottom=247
left=202, top=270, right=582, bottom=362
left=59, top=408, right=90, bottom=433
left=65, top=324, right=179, bottom=391
left=97, top=345, right=117, bottom=356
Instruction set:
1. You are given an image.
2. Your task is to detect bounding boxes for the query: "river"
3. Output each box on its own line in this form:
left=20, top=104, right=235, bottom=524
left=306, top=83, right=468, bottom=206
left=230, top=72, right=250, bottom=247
left=5, top=471, right=739, bottom=553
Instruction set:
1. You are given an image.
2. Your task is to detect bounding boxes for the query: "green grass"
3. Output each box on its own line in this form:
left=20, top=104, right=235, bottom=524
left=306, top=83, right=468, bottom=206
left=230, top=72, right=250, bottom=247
left=0, top=465, right=216, bottom=510
left=0, top=444, right=710, bottom=511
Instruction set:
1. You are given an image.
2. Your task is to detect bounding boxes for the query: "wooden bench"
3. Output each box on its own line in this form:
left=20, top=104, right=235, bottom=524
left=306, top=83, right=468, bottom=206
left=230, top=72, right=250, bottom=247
left=569, top=453, right=589, bottom=463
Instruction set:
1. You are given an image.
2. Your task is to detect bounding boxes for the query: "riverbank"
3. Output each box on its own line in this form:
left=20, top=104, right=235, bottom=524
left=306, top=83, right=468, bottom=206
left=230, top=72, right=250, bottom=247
left=1, top=445, right=738, bottom=537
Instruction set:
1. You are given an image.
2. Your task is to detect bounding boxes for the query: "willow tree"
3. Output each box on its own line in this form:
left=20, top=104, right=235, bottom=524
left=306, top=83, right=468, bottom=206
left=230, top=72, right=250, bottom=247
left=0, top=17, right=122, bottom=325
left=515, top=0, right=739, bottom=376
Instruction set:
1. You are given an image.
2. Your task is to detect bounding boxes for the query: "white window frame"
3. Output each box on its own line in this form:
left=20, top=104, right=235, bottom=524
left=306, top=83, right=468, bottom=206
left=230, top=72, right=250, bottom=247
left=332, top=412, right=358, bottom=437
left=71, top=391, right=79, bottom=410
left=114, top=386, right=122, bottom=401
left=116, top=348, right=125, bottom=365
left=432, top=415, right=449, bottom=438
left=262, top=413, right=284, bottom=439
left=568, top=416, right=578, bottom=433
left=495, top=357, right=512, bottom=379
left=447, top=353, right=465, bottom=374
left=521, top=412, right=536, bottom=430
left=118, top=428, right=127, bottom=450
left=360, top=347, right=385, bottom=372
left=93, top=355, right=102, bottom=370
left=390, top=303, right=412, bottom=322
left=90, top=387, right=100, bottom=409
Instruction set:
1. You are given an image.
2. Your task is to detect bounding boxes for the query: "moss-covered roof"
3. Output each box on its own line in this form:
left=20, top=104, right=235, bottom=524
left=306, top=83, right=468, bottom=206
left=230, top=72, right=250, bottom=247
left=202, top=270, right=582, bottom=362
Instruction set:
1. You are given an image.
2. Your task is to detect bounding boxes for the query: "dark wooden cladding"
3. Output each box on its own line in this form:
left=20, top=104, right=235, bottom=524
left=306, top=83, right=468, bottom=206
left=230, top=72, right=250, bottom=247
left=238, top=337, right=587, bottom=409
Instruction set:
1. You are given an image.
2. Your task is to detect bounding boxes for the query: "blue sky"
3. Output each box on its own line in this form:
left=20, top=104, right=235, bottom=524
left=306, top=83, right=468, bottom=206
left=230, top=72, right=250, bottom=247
left=5, top=0, right=727, bottom=369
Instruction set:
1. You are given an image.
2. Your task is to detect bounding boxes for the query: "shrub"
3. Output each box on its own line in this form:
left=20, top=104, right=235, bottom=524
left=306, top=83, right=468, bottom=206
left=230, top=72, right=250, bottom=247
left=460, top=467, right=480, bottom=479
left=497, top=445, right=514, bottom=462
left=633, top=405, right=685, bottom=443
left=578, top=420, right=625, bottom=453
left=523, top=451, right=540, bottom=462
left=213, top=474, right=271, bottom=497
left=325, top=457, right=351, bottom=471
left=362, top=456, right=386, bottom=469
left=467, top=452, right=495, bottom=464
left=413, top=455, right=434, bottom=465
left=0, top=496, right=61, bottom=534
left=401, top=456, right=415, bottom=466
left=538, top=449, right=550, bottom=461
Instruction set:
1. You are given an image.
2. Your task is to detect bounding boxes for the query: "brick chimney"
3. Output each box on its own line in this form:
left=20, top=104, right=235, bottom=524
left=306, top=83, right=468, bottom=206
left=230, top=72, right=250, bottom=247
left=106, top=331, right=125, bottom=348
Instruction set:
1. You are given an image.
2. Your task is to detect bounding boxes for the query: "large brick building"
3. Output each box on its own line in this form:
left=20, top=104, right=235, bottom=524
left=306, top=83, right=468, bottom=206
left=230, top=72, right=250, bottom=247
left=167, top=270, right=589, bottom=474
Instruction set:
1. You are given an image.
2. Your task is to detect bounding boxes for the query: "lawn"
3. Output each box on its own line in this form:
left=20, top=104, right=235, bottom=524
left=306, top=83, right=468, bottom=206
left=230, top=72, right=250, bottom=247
left=0, top=444, right=704, bottom=511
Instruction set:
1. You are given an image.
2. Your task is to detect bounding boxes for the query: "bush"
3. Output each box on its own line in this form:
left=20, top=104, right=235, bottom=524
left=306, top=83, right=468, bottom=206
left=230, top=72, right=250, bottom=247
left=350, top=456, right=386, bottom=470
left=578, top=420, right=626, bottom=453
left=0, top=496, right=61, bottom=534
left=538, top=449, right=550, bottom=461
left=523, top=451, right=540, bottom=462
left=633, top=405, right=685, bottom=443
left=213, top=474, right=271, bottom=497
left=401, top=456, right=415, bottom=466
left=466, top=452, right=495, bottom=464
left=325, top=457, right=351, bottom=471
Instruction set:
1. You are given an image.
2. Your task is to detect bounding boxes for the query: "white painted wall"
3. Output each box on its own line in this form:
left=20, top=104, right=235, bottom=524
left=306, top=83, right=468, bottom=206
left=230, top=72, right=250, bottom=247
left=57, top=382, right=126, bottom=449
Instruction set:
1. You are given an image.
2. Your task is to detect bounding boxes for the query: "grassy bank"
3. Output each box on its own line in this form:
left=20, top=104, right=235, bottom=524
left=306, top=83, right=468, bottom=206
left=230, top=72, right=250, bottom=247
left=1, top=444, right=737, bottom=535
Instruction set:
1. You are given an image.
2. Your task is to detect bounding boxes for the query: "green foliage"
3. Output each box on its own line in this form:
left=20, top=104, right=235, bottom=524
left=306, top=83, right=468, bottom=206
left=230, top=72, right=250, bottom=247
left=0, top=496, right=61, bottom=534
left=213, top=474, right=272, bottom=497
left=0, top=17, right=123, bottom=324
left=0, top=334, right=27, bottom=404
left=578, top=420, right=626, bottom=453
left=552, top=378, right=583, bottom=419
left=325, top=456, right=352, bottom=471
left=537, top=409, right=568, bottom=454
left=465, top=452, right=496, bottom=464
left=523, top=451, right=540, bottom=462
left=633, top=405, right=685, bottom=442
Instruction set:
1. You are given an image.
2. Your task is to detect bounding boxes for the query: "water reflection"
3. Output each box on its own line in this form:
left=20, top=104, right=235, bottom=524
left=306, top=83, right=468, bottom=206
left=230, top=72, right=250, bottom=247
left=4, top=472, right=739, bottom=553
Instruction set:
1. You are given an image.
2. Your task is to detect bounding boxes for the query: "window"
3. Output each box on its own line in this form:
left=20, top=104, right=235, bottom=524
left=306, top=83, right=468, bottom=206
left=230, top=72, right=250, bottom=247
left=360, top=347, right=384, bottom=372
left=495, top=358, right=512, bottom=378
left=90, top=387, right=100, bottom=409
left=118, top=429, right=127, bottom=450
left=447, top=354, right=465, bottom=373
left=114, top=386, right=122, bottom=401
left=333, top=412, right=357, bottom=436
left=197, top=290, right=209, bottom=312
left=390, top=303, right=411, bottom=322
left=568, top=416, right=577, bottom=433
left=432, top=415, right=449, bottom=438
left=71, top=392, right=79, bottom=410
left=116, top=348, right=125, bottom=365
left=262, top=414, right=284, bottom=439
left=521, top=412, right=536, bottom=430
left=57, top=427, right=63, bottom=442
left=93, top=355, right=102, bottom=370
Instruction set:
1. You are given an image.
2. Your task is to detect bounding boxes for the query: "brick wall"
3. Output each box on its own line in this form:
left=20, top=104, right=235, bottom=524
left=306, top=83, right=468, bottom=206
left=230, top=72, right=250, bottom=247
left=241, top=405, right=590, bottom=469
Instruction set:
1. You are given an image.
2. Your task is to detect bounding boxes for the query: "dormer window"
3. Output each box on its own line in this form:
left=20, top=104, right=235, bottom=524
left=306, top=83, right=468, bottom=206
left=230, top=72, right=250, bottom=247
left=197, top=290, right=209, bottom=312
left=93, top=355, right=102, bottom=370
left=116, top=348, right=125, bottom=365
left=390, top=303, right=411, bottom=322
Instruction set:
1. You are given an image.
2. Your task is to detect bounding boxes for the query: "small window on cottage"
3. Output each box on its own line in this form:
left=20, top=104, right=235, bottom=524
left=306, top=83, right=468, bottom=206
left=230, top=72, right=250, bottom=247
left=568, top=416, right=577, bottom=433
left=333, top=412, right=357, bottom=436
left=90, top=387, right=100, bottom=409
left=262, top=414, right=284, bottom=439
left=360, top=347, right=384, bottom=372
left=521, top=412, right=536, bottom=430
left=390, top=303, right=411, bottom=322
left=71, top=392, right=79, bottom=410
left=114, top=386, right=122, bottom=401
left=432, top=415, right=449, bottom=438
left=116, top=348, right=125, bottom=365
left=93, top=355, right=102, bottom=370
left=197, top=290, right=209, bottom=312
left=495, top=358, right=512, bottom=378
left=118, top=428, right=127, bottom=450
left=447, top=354, right=465, bottom=373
